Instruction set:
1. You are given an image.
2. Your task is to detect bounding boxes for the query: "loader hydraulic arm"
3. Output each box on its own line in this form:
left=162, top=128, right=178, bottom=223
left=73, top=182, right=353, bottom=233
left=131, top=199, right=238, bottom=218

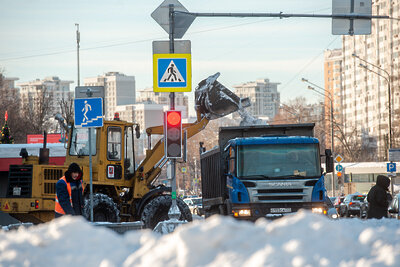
left=132, top=113, right=209, bottom=198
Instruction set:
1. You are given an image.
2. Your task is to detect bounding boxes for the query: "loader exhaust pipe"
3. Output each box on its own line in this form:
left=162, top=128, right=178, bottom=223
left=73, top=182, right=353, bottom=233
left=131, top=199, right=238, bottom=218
left=39, top=131, right=49, bottom=165
left=195, top=73, right=251, bottom=120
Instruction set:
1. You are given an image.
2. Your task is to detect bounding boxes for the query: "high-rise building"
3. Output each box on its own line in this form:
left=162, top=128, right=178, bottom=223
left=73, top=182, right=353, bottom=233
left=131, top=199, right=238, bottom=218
left=233, top=78, right=280, bottom=120
left=324, top=49, right=344, bottom=150
left=17, top=76, right=73, bottom=119
left=340, top=0, right=400, bottom=160
left=84, top=72, right=135, bottom=119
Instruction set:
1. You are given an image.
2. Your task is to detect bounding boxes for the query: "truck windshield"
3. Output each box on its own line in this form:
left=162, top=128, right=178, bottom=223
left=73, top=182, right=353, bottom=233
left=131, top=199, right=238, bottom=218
left=69, top=127, right=96, bottom=156
left=237, top=143, right=321, bottom=179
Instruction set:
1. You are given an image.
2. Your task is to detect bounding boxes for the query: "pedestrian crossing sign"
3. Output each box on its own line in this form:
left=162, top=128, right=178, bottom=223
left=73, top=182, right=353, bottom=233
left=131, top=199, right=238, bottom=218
left=153, top=53, right=191, bottom=92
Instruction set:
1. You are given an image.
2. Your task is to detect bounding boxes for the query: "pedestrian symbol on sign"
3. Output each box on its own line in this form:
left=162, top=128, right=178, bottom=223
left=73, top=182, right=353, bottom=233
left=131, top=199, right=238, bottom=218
left=160, top=60, right=185, bottom=83
left=82, top=100, right=92, bottom=123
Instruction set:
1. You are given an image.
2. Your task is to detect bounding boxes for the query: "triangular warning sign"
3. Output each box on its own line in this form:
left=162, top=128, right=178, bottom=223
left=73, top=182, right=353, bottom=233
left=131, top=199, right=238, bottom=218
left=4, top=202, right=10, bottom=211
left=160, top=60, right=185, bottom=83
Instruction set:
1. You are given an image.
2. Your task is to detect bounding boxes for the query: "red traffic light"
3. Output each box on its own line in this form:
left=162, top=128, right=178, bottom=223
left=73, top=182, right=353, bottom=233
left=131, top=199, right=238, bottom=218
left=337, top=171, right=342, bottom=177
left=167, top=111, right=181, bottom=126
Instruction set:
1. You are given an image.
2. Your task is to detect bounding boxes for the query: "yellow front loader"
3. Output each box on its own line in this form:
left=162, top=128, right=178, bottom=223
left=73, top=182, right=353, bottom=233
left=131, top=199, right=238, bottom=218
left=0, top=73, right=250, bottom=228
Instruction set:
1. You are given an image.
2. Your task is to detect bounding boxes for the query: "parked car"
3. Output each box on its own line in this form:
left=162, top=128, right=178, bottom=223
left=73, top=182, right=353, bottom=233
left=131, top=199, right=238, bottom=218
left=326, top=197, right=339, bottom=219
left=183, top=197, right=203, bottom=216
left=339, top=193, right=367, bottom=218
left=388, top=193, right=400, bottom=219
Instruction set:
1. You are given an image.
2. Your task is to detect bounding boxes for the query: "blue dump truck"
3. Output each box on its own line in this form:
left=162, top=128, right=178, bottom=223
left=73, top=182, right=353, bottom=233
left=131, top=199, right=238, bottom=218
left=200, top=123, right=334, bottom=220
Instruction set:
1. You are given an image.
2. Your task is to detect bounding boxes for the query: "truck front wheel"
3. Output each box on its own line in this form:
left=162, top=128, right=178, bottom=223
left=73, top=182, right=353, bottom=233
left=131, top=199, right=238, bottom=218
left=141, top=195, right=192, bottom=229
left=83, top=193, right=120, bottom=222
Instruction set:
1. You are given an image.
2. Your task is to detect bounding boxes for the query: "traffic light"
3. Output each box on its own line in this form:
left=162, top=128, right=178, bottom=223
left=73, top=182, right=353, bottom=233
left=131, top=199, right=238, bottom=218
left=164, top=110, right=182, bottom=158
left=337, top=171, right=343, bottom=184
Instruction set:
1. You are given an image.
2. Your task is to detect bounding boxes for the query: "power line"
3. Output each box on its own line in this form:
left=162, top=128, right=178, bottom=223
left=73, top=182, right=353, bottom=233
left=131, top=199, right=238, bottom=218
left=0, top=7, right=332, bottom=62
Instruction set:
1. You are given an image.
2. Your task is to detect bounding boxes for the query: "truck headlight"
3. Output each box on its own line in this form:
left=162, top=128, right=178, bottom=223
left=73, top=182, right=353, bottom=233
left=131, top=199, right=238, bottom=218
left=233, top=209, right=251, bottom=217
left=312, top=207, right=324, bottom=214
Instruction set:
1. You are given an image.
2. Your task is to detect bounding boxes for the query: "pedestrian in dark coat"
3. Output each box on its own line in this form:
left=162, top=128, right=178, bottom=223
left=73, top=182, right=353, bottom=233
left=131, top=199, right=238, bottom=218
left=55, top=163, right=85, bottom=218
left=367, top=175, right=390, bottom=219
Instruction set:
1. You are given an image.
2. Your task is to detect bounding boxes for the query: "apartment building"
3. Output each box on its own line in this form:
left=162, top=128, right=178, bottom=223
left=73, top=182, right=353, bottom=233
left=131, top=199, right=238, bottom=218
left=17, top=76, right=73, bottom=118
left=84, top=72, right=135, bottom=120
left=324, top=49, right=344, bottom=150
left=340, top=0, right=400, bottom=160
left=233, top=78, right=280, bottom=120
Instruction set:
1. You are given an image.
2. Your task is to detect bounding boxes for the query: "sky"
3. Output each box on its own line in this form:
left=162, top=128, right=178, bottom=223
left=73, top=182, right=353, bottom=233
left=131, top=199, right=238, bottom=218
left=1, top=211, right=400, bottom=266
left=0, top=0, right=342, bottom=114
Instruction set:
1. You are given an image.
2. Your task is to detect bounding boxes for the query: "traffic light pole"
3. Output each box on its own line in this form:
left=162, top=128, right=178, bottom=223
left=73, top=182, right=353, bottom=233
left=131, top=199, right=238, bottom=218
left=168, top=4, right=181, bottom=221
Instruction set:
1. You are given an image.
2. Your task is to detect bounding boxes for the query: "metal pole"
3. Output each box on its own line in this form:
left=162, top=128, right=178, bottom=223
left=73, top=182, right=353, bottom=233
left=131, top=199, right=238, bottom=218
left=353, top=55, right=392, bottom=154
left=357, top=62, right=392, bottom=156
left=330, top=99, right=335, bottom=197
left=304, top=81, right=336, bottom=196
left=168, top=4, right=180, bottom=220
left=88, top=127, right=94, bottom=222
left=75, top=23, right=80, bottom=86
left=174, top=10, right=389, bottom=20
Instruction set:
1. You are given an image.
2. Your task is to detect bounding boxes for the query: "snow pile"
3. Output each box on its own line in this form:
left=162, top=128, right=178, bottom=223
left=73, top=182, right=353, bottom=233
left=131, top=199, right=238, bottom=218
left=1, top=211, right=400, bottom=267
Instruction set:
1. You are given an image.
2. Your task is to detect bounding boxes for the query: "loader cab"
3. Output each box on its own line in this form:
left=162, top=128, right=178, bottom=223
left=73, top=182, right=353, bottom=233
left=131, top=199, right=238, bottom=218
left=67, top=120, right=136, bottom=180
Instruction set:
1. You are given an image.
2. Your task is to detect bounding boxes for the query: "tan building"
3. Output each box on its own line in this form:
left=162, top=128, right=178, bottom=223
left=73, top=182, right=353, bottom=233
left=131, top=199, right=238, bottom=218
left=324, top=49, right=344, bottom=150
left=340, top=0, right=400, bottom=160
left=233, top=78, right=280, bottom=120
left=84, top=72, right=135, bottom=120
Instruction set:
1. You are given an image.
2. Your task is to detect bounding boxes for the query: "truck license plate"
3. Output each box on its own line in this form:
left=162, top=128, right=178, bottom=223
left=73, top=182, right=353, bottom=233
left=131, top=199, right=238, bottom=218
left=270, top=208, right=291, bottom=213
left=13, top=187, right=21, bottom=196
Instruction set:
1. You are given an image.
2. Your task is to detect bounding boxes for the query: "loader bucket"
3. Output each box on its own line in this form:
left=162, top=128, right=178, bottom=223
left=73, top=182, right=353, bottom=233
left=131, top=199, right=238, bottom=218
left=195, top=73, right=250, bottom=120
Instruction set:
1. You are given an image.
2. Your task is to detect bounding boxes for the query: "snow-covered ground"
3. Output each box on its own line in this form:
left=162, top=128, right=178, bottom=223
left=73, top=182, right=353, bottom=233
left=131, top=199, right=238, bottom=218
left=1, top=211, right=399, bottom=267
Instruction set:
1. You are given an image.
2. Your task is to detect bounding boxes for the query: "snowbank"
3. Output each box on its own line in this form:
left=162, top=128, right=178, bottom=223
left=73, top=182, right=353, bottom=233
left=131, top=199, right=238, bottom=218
left=1, top=211, right=399, bottom=267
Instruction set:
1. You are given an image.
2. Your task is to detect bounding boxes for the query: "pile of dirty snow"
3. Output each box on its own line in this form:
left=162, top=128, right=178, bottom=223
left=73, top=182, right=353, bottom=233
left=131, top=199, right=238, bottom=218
left=1, top=211, right=399, bottom=267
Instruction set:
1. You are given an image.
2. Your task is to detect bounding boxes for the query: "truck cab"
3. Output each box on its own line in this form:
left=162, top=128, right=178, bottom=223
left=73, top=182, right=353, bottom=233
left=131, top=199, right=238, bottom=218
left=225, top=136, right=327, bottom=219
left=201, top=123, right=333, bottom=221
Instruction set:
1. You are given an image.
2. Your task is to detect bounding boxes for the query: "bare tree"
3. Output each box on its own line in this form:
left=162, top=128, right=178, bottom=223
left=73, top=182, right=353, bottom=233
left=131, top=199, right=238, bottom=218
left=24, top=87, right=55, bottom=134
left=58, top=92, right=74, bottom=124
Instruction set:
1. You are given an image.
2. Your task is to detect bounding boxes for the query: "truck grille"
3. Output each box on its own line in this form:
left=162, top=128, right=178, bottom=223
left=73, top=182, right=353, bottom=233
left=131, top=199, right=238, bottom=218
left=247, top=181, right=312, bottom=203
left=44, top=168, right=63, bottom=195
left=6, top=165, right=33, bottom=198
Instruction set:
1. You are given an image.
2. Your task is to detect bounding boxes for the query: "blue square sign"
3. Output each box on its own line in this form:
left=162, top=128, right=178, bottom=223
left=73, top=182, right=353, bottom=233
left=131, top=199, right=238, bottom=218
left=74, top=98, right=103, bottom=128
left=387, top=162, right=396, bottom=173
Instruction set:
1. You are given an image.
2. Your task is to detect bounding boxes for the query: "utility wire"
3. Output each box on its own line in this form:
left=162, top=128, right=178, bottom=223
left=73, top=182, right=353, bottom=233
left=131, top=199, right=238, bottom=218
left=0, top=7, right=331, bottom=62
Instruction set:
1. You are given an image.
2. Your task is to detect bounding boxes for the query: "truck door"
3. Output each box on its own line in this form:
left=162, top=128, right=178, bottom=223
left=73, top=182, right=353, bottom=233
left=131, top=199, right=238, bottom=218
left=106, top=127, right=122, bottom=179
left=124, top=126, right=135, bottom=179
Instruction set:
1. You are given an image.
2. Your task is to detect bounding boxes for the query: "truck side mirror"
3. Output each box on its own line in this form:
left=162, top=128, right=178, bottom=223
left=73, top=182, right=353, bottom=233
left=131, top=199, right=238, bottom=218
left=135, top=125, right=140, bottom=139
left=325, top=149, right=333, bottom=173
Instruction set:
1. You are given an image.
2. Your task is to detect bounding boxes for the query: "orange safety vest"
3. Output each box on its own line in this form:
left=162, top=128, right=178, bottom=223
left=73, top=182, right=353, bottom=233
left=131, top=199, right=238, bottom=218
left=55, top=176, right=83, bottom=215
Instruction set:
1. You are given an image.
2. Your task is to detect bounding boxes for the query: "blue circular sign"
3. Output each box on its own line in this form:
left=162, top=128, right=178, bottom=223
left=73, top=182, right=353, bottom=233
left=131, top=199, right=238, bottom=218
left=335, top=164, right=343, bottom=172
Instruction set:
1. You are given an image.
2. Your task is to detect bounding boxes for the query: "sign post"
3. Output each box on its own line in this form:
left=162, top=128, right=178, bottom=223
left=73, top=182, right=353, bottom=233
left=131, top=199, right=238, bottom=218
left=74, top=94, right=103, bottom=222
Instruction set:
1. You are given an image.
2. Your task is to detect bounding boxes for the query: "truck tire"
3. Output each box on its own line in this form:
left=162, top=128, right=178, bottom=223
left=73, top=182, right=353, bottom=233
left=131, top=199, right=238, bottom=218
left=83, top=193, right=120, bottom=222
left=141, top=195, right=192, bottom=229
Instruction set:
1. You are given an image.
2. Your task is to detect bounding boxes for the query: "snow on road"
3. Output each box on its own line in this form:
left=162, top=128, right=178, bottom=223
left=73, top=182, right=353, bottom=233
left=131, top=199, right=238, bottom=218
left=1, top=211, right=399, bottom=267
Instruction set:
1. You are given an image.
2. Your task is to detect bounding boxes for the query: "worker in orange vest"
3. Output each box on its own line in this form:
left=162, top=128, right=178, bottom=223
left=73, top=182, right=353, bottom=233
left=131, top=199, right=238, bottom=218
left=55, top=163, right=84, bottom=218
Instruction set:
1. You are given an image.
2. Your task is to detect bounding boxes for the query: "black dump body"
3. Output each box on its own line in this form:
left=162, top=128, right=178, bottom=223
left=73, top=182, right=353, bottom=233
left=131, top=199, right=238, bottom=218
left=200, top=123, right=315, bottom=203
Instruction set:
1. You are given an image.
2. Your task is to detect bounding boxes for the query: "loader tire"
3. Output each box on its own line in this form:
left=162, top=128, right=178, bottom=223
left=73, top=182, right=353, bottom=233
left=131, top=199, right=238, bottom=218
left=83, top=193, right=120, bottom=222
left=141, top=195, right=192, bottom=229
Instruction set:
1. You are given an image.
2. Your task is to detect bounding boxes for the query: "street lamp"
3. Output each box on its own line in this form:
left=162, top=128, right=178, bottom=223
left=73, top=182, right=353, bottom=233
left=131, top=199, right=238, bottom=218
left=353, top=53, right=392, bottom=151
left=302, top=78, right=336, bottom=197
